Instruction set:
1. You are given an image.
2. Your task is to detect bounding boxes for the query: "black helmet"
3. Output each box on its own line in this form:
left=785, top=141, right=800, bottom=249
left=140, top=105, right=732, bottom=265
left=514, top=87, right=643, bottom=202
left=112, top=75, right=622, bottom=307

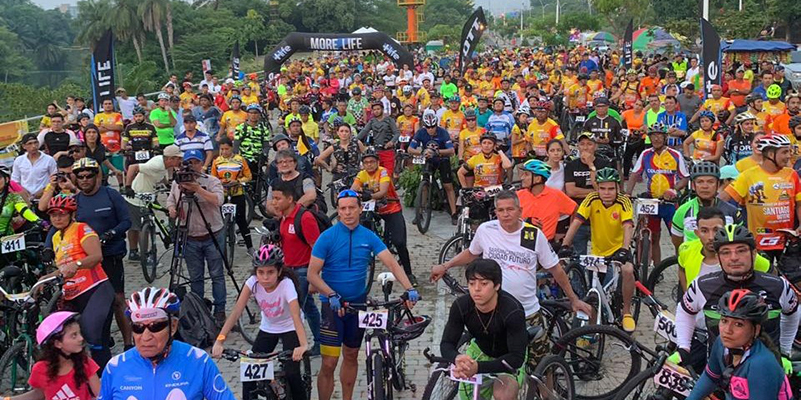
left=717, top=289, right=768, bottom=324
left=479, top=132, right=497, bottom=143
left=713, top=224, right=755, bottom=251
left=362, top=147, right=379, bottom=160
left=689, top=161, right=720, bottom=180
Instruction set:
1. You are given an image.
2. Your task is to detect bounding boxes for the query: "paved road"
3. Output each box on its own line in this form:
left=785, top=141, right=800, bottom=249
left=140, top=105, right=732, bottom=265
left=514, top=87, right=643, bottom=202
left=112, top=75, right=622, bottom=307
left=110, top=181, right=677, bottom=399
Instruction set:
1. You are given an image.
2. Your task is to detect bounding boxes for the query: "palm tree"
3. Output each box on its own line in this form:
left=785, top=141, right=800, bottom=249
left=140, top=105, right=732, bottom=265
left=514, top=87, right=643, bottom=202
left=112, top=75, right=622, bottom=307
left=165, top=1, right=175, bottom=70
left=138, top=0, right=170, bottom=72
left=109, top=0, right=144, bottom=63
left=76, top=0, right=113, bottom=48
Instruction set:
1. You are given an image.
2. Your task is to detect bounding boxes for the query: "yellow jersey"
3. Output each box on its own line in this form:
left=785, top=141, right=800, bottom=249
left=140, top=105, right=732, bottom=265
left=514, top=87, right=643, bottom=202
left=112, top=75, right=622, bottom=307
left=440, top=109, right=466, bottom=140
left=688, top=129, right=721, bottom=160
left=700, top=97, right=734, bottom=114
left=465, top=153, right=504, bottom=187
left=459, top=127, right=484, bottom=161
left=576, top=192, right=634, bottom=257
left=526, top=118, right=563, bottom=157
left=735, top=156, right=760, bottom=173
left=763, top=100, right=786, bottom=118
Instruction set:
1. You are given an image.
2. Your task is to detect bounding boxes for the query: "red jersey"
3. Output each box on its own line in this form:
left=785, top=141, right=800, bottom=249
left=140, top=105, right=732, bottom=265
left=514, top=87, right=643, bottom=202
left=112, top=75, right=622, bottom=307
left=28, top=358, right=99, bottom=400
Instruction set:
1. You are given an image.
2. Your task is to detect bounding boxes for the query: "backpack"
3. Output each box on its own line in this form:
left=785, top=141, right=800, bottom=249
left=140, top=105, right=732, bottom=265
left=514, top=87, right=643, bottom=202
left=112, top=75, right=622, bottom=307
left=293, top=206, right=332, bottom=247
left=291, top=173, right=328, bottom=214
left=176, top=291, right=217, bottom=348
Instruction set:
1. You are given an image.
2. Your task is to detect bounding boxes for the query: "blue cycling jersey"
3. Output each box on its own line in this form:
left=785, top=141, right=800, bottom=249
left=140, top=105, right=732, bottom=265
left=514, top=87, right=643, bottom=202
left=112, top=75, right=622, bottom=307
left=484, top=112, right=515, bottom=141
left=687, top=338, right=793, bottom=400
left=409, top=127, right=453, bottom=162
left=311, top=222, right=387, bottom=302
left=99, top=340, right=236, bottom=400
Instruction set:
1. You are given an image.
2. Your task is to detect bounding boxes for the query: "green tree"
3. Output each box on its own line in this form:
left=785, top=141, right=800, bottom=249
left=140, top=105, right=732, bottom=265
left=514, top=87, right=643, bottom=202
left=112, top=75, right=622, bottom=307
left=769, top=0, right=801, bottom=41
left=138, top=0, right=171, bottom=72
left=427, top=24, right=461, bottom=45
left=0, top=26, right=33, bottom=81
left=293, top=0, right=357, bottom=33
left=593, top=0, right=651, bottom=34
left=240, top=9, right=266, bottom=57
left=422, top=0, right=474, bottom=30
left=76, top=0, right=113, bottom=47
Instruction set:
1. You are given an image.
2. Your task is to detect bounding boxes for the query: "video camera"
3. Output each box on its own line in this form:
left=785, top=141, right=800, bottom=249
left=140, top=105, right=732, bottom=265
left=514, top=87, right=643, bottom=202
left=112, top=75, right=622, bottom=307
left=174, top=161, right=199, bottom=184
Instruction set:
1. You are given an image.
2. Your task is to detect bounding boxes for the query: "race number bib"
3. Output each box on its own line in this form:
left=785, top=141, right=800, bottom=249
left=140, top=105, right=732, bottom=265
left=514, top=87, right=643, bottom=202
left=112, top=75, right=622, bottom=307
left=575, top=116, right=586, bottom=123
left=134, top=150, right=150, bottom=161
left=579, top=255, right=607, bottom=273
left=221, top=203, right=237, bottom=216
left=412, top=156, right=426, bottom=165
left=1, top=233, right=25, bottom=254
left=362, top=201, right=376, bottom=212
left=135, top=193, right=155, bottom=204
left=652, top=310, right=678, bottom=343
left=399, top=135, right=411, bottom=143
left=239, top=357, right=274, bottom=382
left=653, top=363, right=692, bottom=397
left=358, top=310, right=388, bottom=330
left=483, top=185, right=503, bottom=197
left=449, top=367, right=483, bottom=384
left=636, top=199, right=660, bottom=216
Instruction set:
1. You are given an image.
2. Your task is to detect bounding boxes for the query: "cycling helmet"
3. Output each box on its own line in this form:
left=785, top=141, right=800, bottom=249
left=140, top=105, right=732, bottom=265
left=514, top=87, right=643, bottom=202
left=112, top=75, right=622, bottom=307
left=246, top=103, right=263, bottom=113
left=286, top=115, right=302, bottom=126
left=698, top=110, right=715, bottom=122
left=299, top=105, right=311, bottom=115
left=479, top=132, right=497, bottom=143
left=648, top=122, right=667, bottom=134
left=362, top=147, right=379, bottom=160
left=756, top=134, right=791, bottom=152
left=533, top=100, right=551, bottom=110
left=745, top=93, right=762, bottom=104
left=713, top=224, right=755, bottom=251
left=157, top=92, right=170, bottom=100
left=36, top=311, right=79, bottom=345
left=132, top=106, right=146, bottom=116
left=766, top=84, right=782, bottom=99
left=391, top=315, right=432, bottom=342
left=720, top=165, right=739, bottom=181
left=233, top=80, right=244, bottom=88
left=689, top=161, right=720, bottom=180
left=788, top=115, right=801, bottom=130
left=422, top=111, right=438, bottom=128
left=47, top=194, right=77, bottom=214
left=734, top=111, right=756, bottom=125
left=464, top=108, right=477, bottom=118
left=229, top=95, right=242, bottom=103
left=402, top=85, right=413, bottom=94
left=72, top=157, right=99, bottom=172
left=717, top=289, right=768, bottom=324
left=271, top=133, right=291, bottom=150
left=0, top=165, right=11, bottom=178
left=521, top=159, right=551, bottom=180
left=448, top=95, right=461, bottom=103
left=253, top=244, right=284, bottom=267
left=595, top=167, right=621, bottom=183
left=352, top=87, right=362, bottom=95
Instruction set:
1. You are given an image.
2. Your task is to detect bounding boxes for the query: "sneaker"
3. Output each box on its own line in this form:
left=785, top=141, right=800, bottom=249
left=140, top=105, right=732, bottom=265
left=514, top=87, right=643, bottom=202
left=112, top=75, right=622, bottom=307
left=128, top=250, right=140, bottom=261
left=622, top=314, right=636, bottom=333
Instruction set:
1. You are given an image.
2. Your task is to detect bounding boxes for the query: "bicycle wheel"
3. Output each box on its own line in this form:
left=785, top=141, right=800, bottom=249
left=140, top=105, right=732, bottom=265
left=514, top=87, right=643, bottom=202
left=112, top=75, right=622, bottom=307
left=438, top=235, right=466, bottom=264
left=421, top=362, right=458, bottom=400
left=645, top=256, right=682, bottom=306
left=139, top=220, right=159, bottom=283
left=40, top=288, right=61, bottom=317
left=612, top=368, right=677, bottom=400
left=369, top=352, right=387, bottom=400
left=528, top=354, right=575, bottom=400
left=256, top=181, right=270, bottom=218
left=637, top=230, right=651, bottom=283
left=554, top=324, right=642, bottom=400
left=236, top=296, right=260, bottom=345
left=225, top=219, right=236, bottom=269
left=300, top=354, right=312, bottom=400
left=415, top=180, right=432, bottom=234
left=392, top=342, right=407, bottom=392
left=244, top=193, right=254, bottom=226
left=560, top=262, right=588, bottom=300
left=0, top=342, right=31, bottom=394
left=540, top=300, right=571, bottom=343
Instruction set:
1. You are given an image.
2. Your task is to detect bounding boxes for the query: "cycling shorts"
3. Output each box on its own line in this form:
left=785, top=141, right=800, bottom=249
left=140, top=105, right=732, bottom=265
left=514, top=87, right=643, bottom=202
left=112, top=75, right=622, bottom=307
left=646, top=203, right=676, bottom=233
left=460, top=339, right=527, bottom=400
left=320, top=302, right=365, bottom=357
left=435, top=159, right=453, bottom=184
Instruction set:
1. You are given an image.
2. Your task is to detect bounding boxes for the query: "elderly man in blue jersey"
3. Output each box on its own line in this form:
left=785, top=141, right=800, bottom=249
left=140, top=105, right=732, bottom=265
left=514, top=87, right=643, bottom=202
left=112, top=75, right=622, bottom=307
left=308, top=189, right=419, bottom=400
left=100, top=287, right=236, bottom=400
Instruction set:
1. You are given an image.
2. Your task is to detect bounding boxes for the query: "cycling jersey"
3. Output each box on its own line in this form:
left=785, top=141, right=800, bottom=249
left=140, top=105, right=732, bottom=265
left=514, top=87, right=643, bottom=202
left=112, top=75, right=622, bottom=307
left=100, top=340, right=236, bottom=400
left=526, top=118, right=563, bottom=157
left=670, top=197, right=741, bottom=242
left=656, top=111, right=689, bottom=142
left=727, top=134, right=754, bottom=164
left=724, top=165, right=801, bottom=250
left=465, top=153, right=503, bottom=187
left=0, top=192, right=39, bottom=236
left=311, top=222, right=387, bottom=302
left=631, top=147, right=689, bottom=198
left=396, top=115, right=418, bottom=139
left=676, top=270, right=799, bottom=354
left=234, top=121, right=271, bottom=163
left=476, top=109, right=493, bottom=128
left=440, top=109, right=466, bottom=140
left=211, top=154, right=251, bottom=197
left=566, top=83, right=589, bottom=109
left=677, top=239, right=770, bottom=287
left=688, top=129, right=721, bottom=160
left=762, top=100, right=786, bottom=118
left=484, top=112, right=515, bottom=143
left=220, top=109, right=247, bottom=139
left=409, top=127, right=453, bottom=163
left=700, top=97, right=735, bottom=115
left=53, top=222, right=108, bottom=301
left=122, top=122, right=158, bottom=160
left=688, top=338, right=793, bottom=400
left=458, top=127, right=484, bottom=161
left=583, top=115, right=622, bottom=143
left=94, top=112, right=123, bottom=153
left=576, top=192, right=633, bottom=257
left=353, top=166, right=402, bottom=215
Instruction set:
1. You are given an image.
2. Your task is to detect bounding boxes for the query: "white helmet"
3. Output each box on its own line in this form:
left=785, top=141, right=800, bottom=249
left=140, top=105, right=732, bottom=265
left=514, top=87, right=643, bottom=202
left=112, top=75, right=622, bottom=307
left=126, top=287, right=180, bottom=322
left=756, top=134, right=791, bottom=152
left=422, top=110, right=438, bottom=127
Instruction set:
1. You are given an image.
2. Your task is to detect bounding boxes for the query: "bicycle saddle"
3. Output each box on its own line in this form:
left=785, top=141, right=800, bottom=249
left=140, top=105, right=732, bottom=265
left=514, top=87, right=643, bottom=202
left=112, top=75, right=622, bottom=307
left=526, top=325, right=545, bottom=342
left=378, top=272, right=396, bottom=286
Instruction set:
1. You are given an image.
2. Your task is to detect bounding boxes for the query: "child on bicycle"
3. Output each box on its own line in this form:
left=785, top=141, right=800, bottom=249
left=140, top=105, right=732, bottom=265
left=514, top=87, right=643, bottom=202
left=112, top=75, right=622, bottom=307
left=561, top=167, right=638, bottom=332
left=210, top=136, right=254, bottom=256
left=12, top=311, right=101, bottom=400
left=212, top=244, right=308, bottom=400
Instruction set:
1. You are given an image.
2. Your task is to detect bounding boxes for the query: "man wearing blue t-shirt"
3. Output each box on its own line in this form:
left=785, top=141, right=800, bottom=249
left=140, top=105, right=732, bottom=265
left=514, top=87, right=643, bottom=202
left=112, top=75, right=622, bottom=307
left=308, top=189, right=418, bottom=400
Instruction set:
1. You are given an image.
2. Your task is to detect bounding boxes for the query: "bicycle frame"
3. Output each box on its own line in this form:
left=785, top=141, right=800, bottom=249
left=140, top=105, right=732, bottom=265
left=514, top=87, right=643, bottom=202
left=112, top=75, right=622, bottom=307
left=583, top=260, right=621, bottom=325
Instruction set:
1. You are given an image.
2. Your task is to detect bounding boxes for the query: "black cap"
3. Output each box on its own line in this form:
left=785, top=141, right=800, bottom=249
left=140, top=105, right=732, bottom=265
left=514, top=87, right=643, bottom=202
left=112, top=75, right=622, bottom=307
left=594, top=97, right=610, bottom=106
left=183, top=114, right=197, bottom=123
left=21, top=133, right=38, bottom=144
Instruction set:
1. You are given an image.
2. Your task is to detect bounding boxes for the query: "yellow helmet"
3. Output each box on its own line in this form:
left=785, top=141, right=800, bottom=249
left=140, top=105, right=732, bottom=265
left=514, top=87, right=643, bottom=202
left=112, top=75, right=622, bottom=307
left=72, top=157, right=99, bottom=172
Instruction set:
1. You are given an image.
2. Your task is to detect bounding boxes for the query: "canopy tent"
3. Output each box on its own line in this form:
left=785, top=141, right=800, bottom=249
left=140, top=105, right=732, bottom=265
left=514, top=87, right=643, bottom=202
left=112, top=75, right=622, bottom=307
left=588, top=32, right=615, bottom=43
left=425, top=40, right=444, bottom=52
left=721, top=39, right=794, bottom=64
left=352, top=27, right=379, bottom=34
left=633, top=27, right=680, bottom=51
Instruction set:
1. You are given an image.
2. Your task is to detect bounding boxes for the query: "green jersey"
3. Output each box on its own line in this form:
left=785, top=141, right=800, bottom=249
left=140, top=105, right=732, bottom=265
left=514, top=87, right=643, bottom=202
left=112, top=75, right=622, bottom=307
left=234, top=122, right=271, bottom=163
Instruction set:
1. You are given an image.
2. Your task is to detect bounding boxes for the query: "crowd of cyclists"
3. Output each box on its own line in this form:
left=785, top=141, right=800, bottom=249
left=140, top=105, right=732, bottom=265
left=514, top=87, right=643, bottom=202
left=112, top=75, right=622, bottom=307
left=0, top=42, right=800, bottom=400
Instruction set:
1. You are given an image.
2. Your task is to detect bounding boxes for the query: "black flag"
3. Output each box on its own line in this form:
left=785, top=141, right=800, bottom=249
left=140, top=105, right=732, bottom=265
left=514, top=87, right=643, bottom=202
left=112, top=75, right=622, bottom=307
left=231, top=40, right=241, bottom=79
left=700, top=18, right=721, bottom=100
left=623, top=19, right=633, bottom=69
left=91, top=29, right=115, bottom=115
left=458, top=7, right=487, bottom=74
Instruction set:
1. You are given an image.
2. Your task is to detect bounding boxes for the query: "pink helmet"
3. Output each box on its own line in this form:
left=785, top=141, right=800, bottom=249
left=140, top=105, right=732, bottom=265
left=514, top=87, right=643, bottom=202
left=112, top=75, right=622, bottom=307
left=36, top=311, right=79, bottom=345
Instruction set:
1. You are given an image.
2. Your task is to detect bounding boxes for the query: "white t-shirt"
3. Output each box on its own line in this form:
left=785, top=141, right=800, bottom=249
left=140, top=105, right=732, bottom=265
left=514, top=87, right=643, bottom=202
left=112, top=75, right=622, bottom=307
left=383, top=74, right=397, bottom=88
left=127, top=155, right=167, bottom=207
left=116, top=96, right=139, bottom=120
left=468, top=220, right=559, bottom=316
left=247, top=276, right=298, bottom=334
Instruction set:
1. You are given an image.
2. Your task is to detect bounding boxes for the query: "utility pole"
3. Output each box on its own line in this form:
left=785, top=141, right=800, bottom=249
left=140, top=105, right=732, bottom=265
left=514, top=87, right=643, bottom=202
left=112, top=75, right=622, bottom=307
left=520, top=1, right=524, bottom=42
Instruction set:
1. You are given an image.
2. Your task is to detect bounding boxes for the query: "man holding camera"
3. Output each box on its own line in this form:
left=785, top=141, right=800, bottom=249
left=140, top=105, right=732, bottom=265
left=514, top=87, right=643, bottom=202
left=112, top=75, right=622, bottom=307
left=73, top=157, right=133, bottom=349
left=165, top=149, right=227, bottom=324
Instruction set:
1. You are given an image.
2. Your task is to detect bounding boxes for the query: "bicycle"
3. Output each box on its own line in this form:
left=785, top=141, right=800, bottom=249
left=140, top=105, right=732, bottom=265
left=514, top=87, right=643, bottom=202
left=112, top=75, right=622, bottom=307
left=422, top=345, right=575, bottom=400
left=0, top=275, right=60, bottom=394
left=221, top=182, right=242, bottom=268
left=772, top=228, right=801, bottom=352
left=135, top=191, right=173, bottom=283
left=326, top=169, right=359, bottom=218
left=393, top=147, right=412, bottom=179
left=413, top=145, right=444, bottom=234
left=345, top=272, right=431, bottom=400
left=220, top=348, right=312, bottom=400
left=243, top=153, right=270, bottom=222
left=562, top=255, right=640, bottom=330
left=631, top=195, right=670, bottom=283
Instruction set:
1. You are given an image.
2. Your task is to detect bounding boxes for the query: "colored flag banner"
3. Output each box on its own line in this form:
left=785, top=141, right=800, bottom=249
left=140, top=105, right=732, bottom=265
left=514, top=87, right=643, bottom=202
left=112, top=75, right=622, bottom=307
left=91, top=29, right=115, bottom=115
left=457, top=7, right=487, bottom=74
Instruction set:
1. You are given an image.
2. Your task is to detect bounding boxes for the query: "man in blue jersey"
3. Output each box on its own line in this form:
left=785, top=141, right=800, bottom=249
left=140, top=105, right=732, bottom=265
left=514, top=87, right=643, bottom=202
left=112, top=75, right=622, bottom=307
left=409, top=110, right=458, bottom=223
left=308, top=189, right=419, bottom=400
left=485, top=98, right=516, bottom=156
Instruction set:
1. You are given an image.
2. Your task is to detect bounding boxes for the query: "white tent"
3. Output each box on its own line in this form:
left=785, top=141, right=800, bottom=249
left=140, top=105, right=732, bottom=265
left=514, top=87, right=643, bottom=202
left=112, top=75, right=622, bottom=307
left=352, top=27, right=379, bottom=34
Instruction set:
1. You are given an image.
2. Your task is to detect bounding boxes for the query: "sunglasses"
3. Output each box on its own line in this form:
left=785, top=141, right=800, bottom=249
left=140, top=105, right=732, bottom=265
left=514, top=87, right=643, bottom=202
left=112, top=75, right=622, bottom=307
left=337, top=189, right=359, bottom=199
left=131, top=319, right=170, bottom=334
left=76, top=173, right=97, bottom=180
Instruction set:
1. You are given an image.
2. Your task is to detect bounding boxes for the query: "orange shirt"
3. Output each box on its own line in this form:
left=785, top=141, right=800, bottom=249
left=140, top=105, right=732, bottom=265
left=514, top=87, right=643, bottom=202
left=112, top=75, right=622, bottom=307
left=771, top=112, right=793, bottom=135
left=93, top=112, right=123, bottom=153
left=54, top=222, right=108, bottom=300
left=621, top=110, right=646, bottom=135
left=639, top=76, right=661, bottom=97
left=517, top=187, right=577, bottom=240
left=354, top=167, right=402, bottom=215
left=727, top=79, right=750, bottom=107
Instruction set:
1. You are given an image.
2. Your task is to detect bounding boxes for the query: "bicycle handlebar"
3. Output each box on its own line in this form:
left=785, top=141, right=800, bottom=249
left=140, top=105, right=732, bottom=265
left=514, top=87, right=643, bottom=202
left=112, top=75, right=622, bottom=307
left=221, top=348, right=297, bottom=362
